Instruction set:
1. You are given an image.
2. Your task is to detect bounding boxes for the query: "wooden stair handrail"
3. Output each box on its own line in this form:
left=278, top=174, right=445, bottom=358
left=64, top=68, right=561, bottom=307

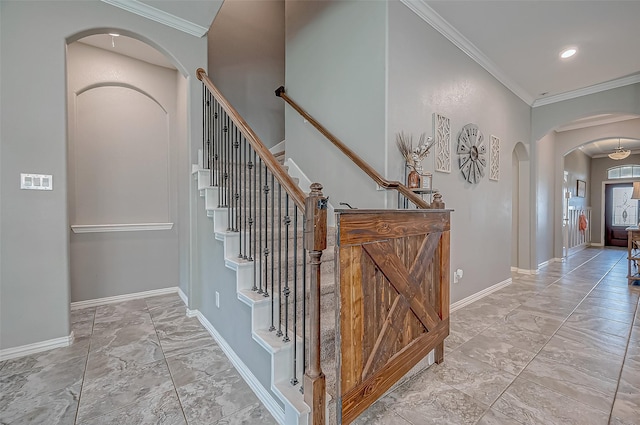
left=196, top=69, right=306, bottom=210
left=275, top=86, right=429, bottom=209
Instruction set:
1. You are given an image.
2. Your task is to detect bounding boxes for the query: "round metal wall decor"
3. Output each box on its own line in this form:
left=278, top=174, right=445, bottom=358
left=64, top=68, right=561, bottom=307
left=457, top=123, right=486, bottom=184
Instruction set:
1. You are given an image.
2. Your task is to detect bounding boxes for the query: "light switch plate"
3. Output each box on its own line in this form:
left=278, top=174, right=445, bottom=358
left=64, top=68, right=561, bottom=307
left=21, top=173, right=53, bottom=190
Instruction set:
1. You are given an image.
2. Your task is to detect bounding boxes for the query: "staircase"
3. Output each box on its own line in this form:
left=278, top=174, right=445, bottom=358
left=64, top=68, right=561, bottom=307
left=194, top=69, right=450, bottom=425
left=193, top=162, right=339, bottom=424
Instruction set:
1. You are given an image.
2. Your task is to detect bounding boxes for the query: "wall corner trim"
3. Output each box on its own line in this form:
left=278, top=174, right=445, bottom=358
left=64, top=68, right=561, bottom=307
left=0, top=332, right=74, bottom=361
left=178, top=287, right=189, bottom=306
left=100, top=0, right=208, bottom=37
left=192, top=309, right=286, bottom=424
left=71, top=223, right=174, bottom=233
left=450, top=277, right=512, bottom=312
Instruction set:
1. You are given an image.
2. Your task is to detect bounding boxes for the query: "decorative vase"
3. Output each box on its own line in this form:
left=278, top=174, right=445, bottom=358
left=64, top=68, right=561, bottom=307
left=407, top=169, right=421, bottom=188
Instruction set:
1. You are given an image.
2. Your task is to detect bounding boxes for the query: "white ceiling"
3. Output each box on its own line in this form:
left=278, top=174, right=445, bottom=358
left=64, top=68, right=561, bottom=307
left=422, top=0, right=640, bottom=106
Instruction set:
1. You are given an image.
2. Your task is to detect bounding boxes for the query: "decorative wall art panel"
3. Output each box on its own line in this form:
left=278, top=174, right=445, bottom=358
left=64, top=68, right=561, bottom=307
left=434, top=113, right=451, bottom=173
left=489, top=135, right=500, bottom=181
left=457, top=123, right=486, bottom=184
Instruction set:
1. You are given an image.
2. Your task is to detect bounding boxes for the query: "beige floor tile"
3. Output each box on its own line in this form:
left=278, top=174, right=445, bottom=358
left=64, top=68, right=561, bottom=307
left=458, top=333, right=536, bottom=375
left=493, top=377, right=610, bottom=425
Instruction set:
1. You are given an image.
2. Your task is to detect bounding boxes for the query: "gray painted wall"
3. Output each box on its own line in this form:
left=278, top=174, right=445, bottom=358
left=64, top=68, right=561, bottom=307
left=536, top=132, right=556, bottom=264
left=388, top=2, right=532, bottom=301
left=67, top=42, right=180, bottom=302
left=0, top=0, right=205, bottom=350
left=208, top=0, right=285, bottom=149
left=564, top=148, right=591, bottom=210
left=285, top=0, right=388, bottom=209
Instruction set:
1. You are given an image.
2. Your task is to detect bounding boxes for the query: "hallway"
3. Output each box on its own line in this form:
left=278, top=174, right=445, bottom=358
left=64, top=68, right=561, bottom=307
left=1, top=247, right=638, bottom=424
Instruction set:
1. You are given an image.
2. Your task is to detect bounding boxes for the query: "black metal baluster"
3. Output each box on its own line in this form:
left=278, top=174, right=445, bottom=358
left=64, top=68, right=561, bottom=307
left=201, top=84, right=206, bottom=169
left=234, top=128, right=239, bottom=235
left=234, top=127, right=240, bottom=232
left=218, top=107, right=224, bottom=207
left=207, top=92, right=212, bottom=183
left=230, top=124, right=235, bottom=232
left=257, top=157, right=263, bottom=294
left=301, top=241, right=307, bottom=394
left=277, top=184, right=283, bottom=337
left=250, top=150, right=257, bottom=291
left=263, top=166, right=270, bottom=298
left=269, top=174, right=276, bottom=330
left=214, top=102, right=220, bottom=192
left=243, top=137, right=248, bottom=259
left=291, top=207, right=299, bottom=385
left=283, top=195, right=291, bottom=343
left=227, top=116, right=233, bottom=228
left=237, top=130, right=243, bottom=258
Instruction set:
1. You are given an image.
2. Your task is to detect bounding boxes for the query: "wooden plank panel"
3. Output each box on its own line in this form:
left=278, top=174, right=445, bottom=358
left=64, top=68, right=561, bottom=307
left=339, top=211, right=450, bottom=246
left=408, top=235, right=427, bottom=343
left=361, top=250, right=379, bottom=369
left=361, top=251, right=374, bottom=367
left=342, top=318, right=450, bottom=424
left=363, top=239, right=441, bottom=331
left=340, top=245, right=364, bottom=391
left=361, top=296, right=408, bottom=379
left=435, top=230, right=450, bottom=364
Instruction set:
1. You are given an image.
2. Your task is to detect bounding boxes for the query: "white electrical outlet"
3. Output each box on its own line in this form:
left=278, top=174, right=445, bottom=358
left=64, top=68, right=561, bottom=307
left=215, top=291, right=220, bottom=308
left=453, top=269, right=464, bottom=283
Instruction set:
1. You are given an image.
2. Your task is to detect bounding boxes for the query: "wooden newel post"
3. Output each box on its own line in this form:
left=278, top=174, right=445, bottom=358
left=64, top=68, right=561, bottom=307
left=304, top=183, right=327, bottom=425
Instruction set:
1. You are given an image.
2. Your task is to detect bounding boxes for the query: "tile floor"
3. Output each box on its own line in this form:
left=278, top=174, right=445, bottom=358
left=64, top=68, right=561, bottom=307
left=354, top=247, right=640, bottom=425
left=1, top=247, right=639, bottom=425
left=0, top=293, right=276, bottom=425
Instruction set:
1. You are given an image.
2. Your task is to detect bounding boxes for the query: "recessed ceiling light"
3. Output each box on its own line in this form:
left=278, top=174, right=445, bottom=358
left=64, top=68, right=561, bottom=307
left=108, top=33, right=120, bottom=37
left=560, top=48, right=577, bottom=59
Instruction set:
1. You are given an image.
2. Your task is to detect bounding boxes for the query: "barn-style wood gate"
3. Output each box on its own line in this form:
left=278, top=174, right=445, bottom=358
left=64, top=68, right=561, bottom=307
left=335, top=209, right=451, bottom=424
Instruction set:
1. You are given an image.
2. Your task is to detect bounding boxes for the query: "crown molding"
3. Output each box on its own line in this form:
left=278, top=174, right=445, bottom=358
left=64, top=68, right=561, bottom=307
left=532, top=74, right=640, bottom=108
left=101, top=0, right=208, bottom=37
left=400, top=0, right=534, bottom=106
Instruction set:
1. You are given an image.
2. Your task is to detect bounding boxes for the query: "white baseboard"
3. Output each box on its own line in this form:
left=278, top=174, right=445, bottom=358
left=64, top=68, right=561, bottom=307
left=0, top=331, right=74, bottom=361
left=510, top=267, right=538, bottom=275
left=568, top=244, right=588, bottom=256
left=451, top=278, right=512, bottom=312
left=193, top=310, right=286, bottom=424
left=537, top=259, right=553, bottom=269
left=178, top=287, right=189, bottom=306
left=71, top=287, right=179, bottom=310
left=590, top=242, right=604, bottom=247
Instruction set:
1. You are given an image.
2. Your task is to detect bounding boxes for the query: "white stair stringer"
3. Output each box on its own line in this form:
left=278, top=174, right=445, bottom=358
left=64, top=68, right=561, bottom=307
left=194, top=167, right=311, bottom=425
